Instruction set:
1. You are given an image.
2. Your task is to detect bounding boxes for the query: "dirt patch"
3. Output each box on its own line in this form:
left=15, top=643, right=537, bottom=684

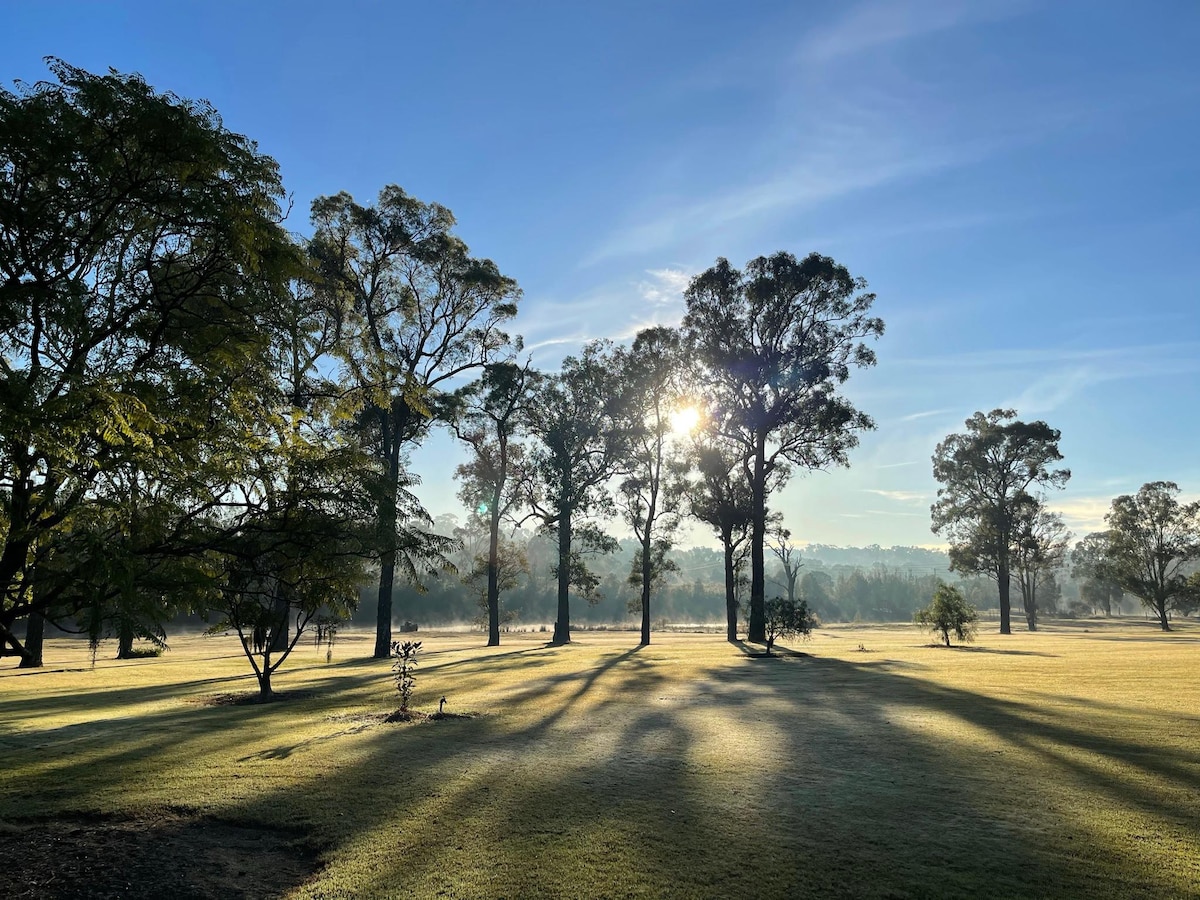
left=384, top=709, right=478, bottom=724
left=192, top=690, right=315, bottom=707
left=0, top=811, right=320, bottom=899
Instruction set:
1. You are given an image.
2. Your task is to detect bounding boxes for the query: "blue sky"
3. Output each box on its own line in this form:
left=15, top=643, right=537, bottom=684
left=4, top=0, right=1199, bottom=549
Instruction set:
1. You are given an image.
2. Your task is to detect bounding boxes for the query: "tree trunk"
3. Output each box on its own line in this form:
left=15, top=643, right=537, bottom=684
left=486, top=503, right=501, bottom=648
left=116, top=616, right=134, bottom=659
left=552, top=509, right=572, bottom=645
left=258, top=668, right=273, bottom=700
left=1157, top=599, right=1170, bottom=632
left=640, top=535, right=652, bottom=646
left=997, top=562, right=1012, bottom=635
left=748, top=441, right=767, bottom=643
left=19, top=611, right=45, bottom=668
left=374, top=476, right=399, bottom=659
left=723, top=532, right=738, bottom=643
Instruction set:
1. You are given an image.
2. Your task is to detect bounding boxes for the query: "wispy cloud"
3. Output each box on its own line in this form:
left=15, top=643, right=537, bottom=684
left=798, top=0, right=1027, bottom=64
left=638, top=267, right=692, bottom=305
left=863, top=488, right=929, bottom=503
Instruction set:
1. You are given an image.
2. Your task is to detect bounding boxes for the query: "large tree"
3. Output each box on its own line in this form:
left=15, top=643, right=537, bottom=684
left=308, top=187, right=520, bottom=658
left=682, top=252, right=883, bottom=643
left=453, top=361, right=538, bottom=646
left=931, top=410, right=1070, bottom=635
left=614, top=327, right=690, bottom=646
left=524, top=342, right=628, bottom=645
left=1100, top=481, right=1200, bottom=631
left=0, top=60, right=295, bottom=664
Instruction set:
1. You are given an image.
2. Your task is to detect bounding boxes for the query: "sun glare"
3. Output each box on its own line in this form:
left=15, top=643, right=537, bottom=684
left=670, top=405, right=702, bottom=435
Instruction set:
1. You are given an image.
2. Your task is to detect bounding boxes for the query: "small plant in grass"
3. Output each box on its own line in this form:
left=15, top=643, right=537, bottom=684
left=391, top=640, right=421, bottom=712
left=764, top=597, right=814, bottom=655
left=915, top=583, right=979, bottom=646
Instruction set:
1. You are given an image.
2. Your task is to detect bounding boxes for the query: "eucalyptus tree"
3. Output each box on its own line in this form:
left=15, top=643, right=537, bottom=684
left=614, top=327, right=690, bottom=646
left=768, top=520, right=803, bottom=605
left=1071, top=532, right=1124, bottom=616
left=453, top=361, right=539, bottom=645
left=1009, top=498, right=1070, bottom=631
left=686, top=434, right=756, bottom=642
left=308, top=187, right=520, bottom=658
left=682, top=252, right=883, bottom=643
left=0, top=61, right=295, bottom=665
left=1100, top=481, right=1200, bottom=631
left=524, top=342, right=629, bottom=644
left=931, top=410, right=1069, bottom=634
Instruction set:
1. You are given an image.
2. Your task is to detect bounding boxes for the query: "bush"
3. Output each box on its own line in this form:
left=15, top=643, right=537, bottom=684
left=764, top=597, right=814, bottom=655
left=915, top=584, right=978, bottom=647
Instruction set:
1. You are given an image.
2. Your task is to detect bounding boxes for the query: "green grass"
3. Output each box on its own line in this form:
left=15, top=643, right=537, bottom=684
left=3, top=620, right=1200, bottom=898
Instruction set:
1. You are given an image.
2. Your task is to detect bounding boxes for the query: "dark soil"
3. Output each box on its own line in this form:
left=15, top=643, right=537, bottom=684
left=0, top=812, right=320, bottom=899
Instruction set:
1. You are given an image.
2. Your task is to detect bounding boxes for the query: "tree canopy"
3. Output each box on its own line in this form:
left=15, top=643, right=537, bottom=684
left=931, top=409, right=1069, bottom=635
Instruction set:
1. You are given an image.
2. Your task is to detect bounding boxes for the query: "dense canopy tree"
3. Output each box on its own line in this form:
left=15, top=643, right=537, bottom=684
left=931, top=410, right=1069, bottom=635
left=0, top=60, right=296, bottom=664
left=308, top=186, right=520, bottom=658
left=682, top=252, right=883, bottom=643
left=1100, top=481, right=1200, bottom=631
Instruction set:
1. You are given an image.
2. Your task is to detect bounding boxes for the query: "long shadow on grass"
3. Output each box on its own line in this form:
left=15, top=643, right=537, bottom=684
left=7, top=640, right=1200, bottom=898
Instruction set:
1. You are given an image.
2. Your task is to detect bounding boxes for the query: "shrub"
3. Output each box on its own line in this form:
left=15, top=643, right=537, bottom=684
left=915, top=584, right=979, bottom=647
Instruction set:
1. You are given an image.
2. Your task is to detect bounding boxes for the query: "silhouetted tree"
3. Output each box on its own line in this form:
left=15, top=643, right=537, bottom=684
left=614, top=328, right=690, bottom=645
left=453, top=361, right=537, bottom=645
left=683, top=252, right=883, bottom=643
left=308, top=186, right=519, bottom=658
left=931, top=410, right=1069, bottom=635
left=1071, top=532, right=1124, bottom=616
left=524, top=343, right=628, bottom=644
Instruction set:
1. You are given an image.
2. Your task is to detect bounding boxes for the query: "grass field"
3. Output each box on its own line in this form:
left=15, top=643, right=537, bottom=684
left=2, top=620, right=1199, bottom=898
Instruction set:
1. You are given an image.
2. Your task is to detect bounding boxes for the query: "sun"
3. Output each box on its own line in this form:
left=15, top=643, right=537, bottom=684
left=669, top=405, right=703, bottom=435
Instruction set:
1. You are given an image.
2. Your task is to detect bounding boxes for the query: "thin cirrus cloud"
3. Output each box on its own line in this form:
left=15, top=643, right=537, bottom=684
left=797, top=0, right=1029, bottom=64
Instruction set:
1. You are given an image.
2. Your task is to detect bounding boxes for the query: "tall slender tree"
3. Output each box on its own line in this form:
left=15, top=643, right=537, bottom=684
left=524, top=343, right=628, bottom=644
left=614, top=327, right=690, bottom=646
left=931, top=409, right=1069, bottom=635
left=683, top=252, right=883, bottom=643
left=1009, top=497, right=1070, bottom=631
left=453, top=361, right=538, bottom=646
left=308, top=187, right=520, bottom=658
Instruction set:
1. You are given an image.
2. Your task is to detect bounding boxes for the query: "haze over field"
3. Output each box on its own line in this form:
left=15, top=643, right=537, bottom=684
left=5, top=0, right=1198, bottom=546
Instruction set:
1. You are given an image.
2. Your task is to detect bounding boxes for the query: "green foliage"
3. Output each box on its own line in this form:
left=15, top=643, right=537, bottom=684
left=763, top=596, right=814, bottom=655
left=931, top=409, right=1069, bottom=634
left=915, top=583, right=979, bottom=646
left=390, top=639, right=422, bottom=712
left=1100, top=482, right=1200, bottom=631
left=0, top=59, right=295, bottom=664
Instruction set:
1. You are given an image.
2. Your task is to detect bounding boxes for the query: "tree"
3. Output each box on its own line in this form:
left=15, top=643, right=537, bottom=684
left=915, top=583, right=979, bottom=647
left=683, top=252, right=883, bottom=643
left=453, top=361, right=537, bottom=646
left=768, top=520, right=803, bottom=605
left=1009, top=498, right=1070, bottom=631
left=763, top=597, right=813, bottom=656
left=686, top=434, right=755, bottom=642
left=1100, top=482, right=1200, bottom=631
left=524, top=343, right=628, bottom=644
left=1071, top=532, right=1124, bottom=616
left=931, top=410, right=1069, bottom=635
left=614, top=327, right=690, bottom=646
left=308, top=186, right=520, bottom=658
left=0, top=60, right=295, bottom=664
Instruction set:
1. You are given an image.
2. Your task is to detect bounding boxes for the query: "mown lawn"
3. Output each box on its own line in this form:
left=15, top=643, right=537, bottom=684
left=2, top=619, right=1199, bottom=898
